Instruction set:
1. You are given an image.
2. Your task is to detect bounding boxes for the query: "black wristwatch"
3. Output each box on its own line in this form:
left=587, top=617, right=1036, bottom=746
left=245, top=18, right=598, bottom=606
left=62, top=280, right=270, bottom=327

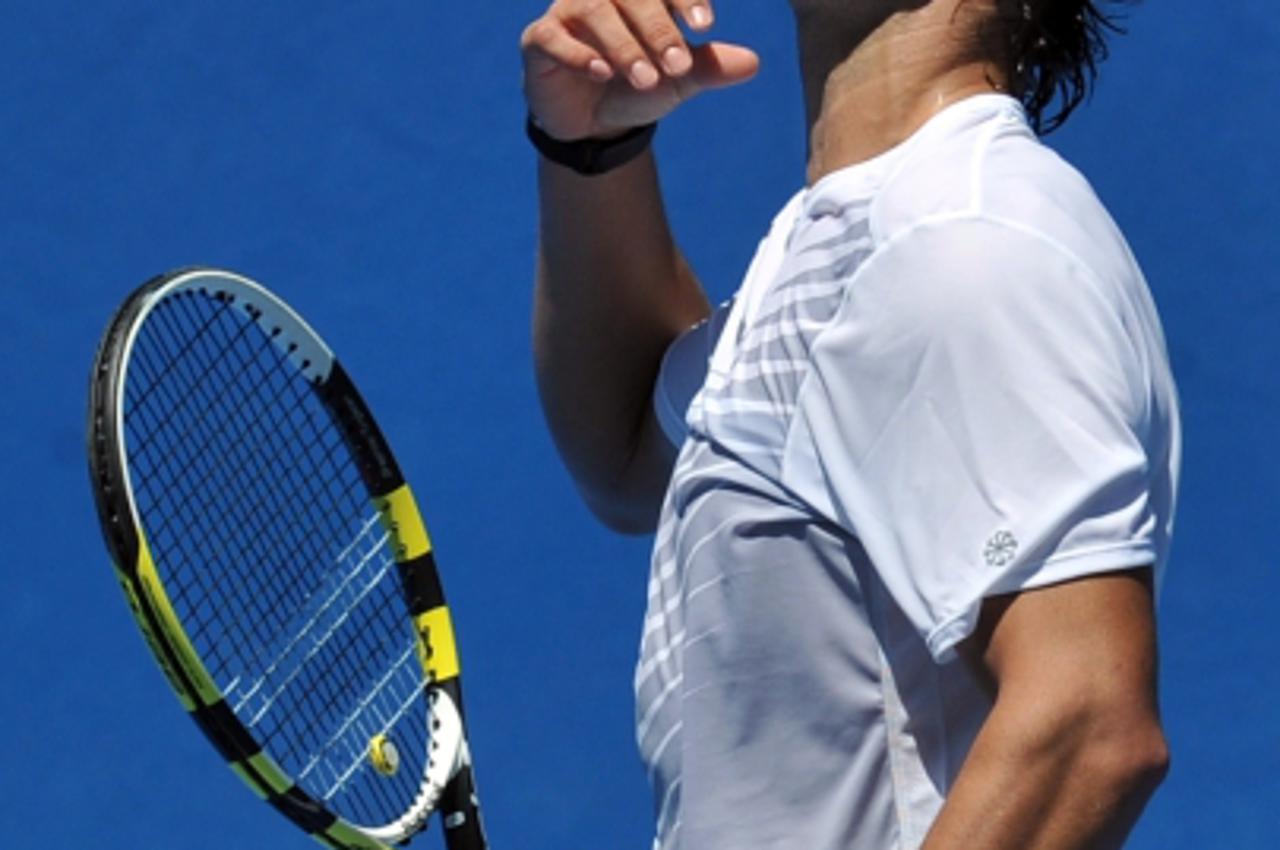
left=526, top=114, right=657, bottom=176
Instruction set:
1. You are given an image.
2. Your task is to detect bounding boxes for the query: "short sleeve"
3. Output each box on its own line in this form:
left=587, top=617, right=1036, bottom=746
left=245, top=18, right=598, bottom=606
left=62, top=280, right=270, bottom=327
left=785, top=216, right=1167, bottom=661
left=654, top=302, right=733, bottom=447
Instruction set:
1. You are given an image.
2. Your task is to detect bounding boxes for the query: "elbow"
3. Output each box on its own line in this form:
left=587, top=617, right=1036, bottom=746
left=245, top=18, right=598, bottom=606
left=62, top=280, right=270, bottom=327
left=583, top=488, right=662, bottom=536
left=1086, top=720, right=1170, bottom=801
left=997, top=688, right=1171, bottom=811
left=1039, top=702, right=1171, bottom=812
left=572, top=424, right=674, bottom=536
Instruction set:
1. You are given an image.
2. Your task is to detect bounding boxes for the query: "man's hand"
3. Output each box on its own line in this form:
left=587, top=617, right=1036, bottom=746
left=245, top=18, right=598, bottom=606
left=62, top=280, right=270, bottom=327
left=520, top=0, right=759, bottom=141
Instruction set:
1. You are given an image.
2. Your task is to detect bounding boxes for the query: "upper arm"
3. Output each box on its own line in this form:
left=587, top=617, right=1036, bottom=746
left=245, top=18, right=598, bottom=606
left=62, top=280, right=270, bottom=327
left=965, top=568, right=1162, bottom=723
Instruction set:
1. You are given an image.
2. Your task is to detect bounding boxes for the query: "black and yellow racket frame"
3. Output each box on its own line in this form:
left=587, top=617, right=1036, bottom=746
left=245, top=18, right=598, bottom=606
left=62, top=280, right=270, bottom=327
left=86, top=268, right=487, bottom=850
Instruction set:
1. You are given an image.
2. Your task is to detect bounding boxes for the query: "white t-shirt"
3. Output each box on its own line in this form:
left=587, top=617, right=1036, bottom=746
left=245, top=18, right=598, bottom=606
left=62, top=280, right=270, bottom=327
left=640, top=94, right=1180, bottom=849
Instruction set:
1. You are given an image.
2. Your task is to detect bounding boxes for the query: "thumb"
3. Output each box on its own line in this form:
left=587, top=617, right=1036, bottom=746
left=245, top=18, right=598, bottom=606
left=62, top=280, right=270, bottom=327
left=688, top=42, right=760, bottom=92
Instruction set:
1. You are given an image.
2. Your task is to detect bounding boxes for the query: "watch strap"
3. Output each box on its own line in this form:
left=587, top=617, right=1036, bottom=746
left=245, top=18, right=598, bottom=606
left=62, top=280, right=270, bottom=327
left=526, top=115, right=657, bottom=176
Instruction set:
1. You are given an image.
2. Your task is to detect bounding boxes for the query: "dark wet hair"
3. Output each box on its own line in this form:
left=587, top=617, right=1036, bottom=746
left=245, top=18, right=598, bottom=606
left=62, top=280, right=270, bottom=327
left=980, top=1, right=1135, bottom=133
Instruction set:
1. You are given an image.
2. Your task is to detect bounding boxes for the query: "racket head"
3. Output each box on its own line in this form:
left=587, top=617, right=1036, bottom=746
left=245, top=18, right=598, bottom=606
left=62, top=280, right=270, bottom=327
left=87, top=268, right=485, bottom=849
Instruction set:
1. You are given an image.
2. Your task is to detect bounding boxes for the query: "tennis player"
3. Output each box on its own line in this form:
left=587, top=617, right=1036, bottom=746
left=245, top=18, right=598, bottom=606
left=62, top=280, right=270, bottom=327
left=524, top=1, right=1179, bottom=847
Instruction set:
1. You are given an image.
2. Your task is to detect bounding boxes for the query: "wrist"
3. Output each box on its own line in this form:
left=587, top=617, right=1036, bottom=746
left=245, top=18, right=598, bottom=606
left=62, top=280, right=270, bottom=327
left=526, top=114, right=657, bottom=176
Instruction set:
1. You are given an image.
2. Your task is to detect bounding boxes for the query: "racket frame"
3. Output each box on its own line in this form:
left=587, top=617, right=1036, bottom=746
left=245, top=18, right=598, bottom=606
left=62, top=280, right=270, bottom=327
left=87, top=268, right=487, bottom=850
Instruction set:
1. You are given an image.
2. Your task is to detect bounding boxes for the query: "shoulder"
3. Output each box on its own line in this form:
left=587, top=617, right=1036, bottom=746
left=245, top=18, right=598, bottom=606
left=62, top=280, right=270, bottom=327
left=871, top=96, right=1137, bottom=295
left=839, top=215, right=1137, bottom=395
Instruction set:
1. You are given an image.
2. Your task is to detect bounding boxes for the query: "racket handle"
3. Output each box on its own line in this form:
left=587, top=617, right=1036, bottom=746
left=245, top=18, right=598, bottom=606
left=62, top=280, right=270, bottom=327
left=441, top=763, right=488, bottom=850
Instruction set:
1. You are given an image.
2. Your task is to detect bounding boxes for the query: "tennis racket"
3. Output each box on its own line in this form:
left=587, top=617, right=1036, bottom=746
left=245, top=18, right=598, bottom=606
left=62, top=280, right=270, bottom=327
left=86, top=267, right=487, bottom=849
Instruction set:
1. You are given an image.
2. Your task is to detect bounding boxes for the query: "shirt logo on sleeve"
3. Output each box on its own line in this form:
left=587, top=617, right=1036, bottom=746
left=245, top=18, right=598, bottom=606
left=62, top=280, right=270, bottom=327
left=984, top=531, right=1018, bottom=568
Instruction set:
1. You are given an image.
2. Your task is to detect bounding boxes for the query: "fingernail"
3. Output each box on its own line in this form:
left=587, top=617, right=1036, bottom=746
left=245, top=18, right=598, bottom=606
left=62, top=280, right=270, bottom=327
left=587, top=58, right=612, bottom=80
left=689, top=4, right=713, bottom=30
left=662, top=45, right=692, bottom=75
left=630, top=59, right=659, bottom=89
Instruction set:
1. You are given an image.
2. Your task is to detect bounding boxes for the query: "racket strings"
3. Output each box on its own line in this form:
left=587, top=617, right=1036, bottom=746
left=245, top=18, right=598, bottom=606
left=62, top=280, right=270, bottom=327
left=129, top=305, right=303, bottom=669
left=123, top=289, right=428, bottom=827
left=314, top=642, right=423, bottom=801
left=147, top=295, right=362, bottom=668
left=129, top=300, right=346, bottom=756
left=134, top=300, right=341, bottom=690
left=155, top=293, right=401, bottom=713
left=241, top=518, right=400, bottom=737
left=234, top=514, right=391, bottom=723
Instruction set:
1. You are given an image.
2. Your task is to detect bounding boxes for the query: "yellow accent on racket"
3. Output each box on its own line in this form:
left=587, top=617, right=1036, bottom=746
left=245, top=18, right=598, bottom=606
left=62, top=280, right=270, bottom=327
left=375, top=485, right=431, bottom=561
left=414, top=606, right=460, bottom=682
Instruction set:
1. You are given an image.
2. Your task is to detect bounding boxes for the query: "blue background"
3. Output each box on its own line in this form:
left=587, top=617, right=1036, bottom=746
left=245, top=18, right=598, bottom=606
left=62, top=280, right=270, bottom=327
left=1, top=1, right=1274, bottom=847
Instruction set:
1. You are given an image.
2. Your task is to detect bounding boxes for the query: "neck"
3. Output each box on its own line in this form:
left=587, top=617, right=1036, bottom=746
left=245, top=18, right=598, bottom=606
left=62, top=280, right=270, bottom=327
left=793, top=1, right=1005, bottom=184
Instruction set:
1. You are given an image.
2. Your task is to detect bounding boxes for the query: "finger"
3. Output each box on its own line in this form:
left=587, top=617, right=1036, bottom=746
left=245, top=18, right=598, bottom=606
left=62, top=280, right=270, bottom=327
left=564, top=0, right=662, bottom=90
left=594, top=39, right=758, bottom=130
left=521, top=17, right=613, bottom=81
left=615, top=0, right=692, bottom=77
left=667, top=0, right=714, bottom=32
left=686, top=41, right=759, bottom=92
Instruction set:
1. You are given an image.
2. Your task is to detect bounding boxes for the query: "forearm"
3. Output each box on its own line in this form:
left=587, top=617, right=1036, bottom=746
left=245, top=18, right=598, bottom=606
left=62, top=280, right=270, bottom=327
left=533, top=149, right=709, bottom=528
left=523, top=0, right=756, bottom=529
left=921, top=698, right=1168, bottom=849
